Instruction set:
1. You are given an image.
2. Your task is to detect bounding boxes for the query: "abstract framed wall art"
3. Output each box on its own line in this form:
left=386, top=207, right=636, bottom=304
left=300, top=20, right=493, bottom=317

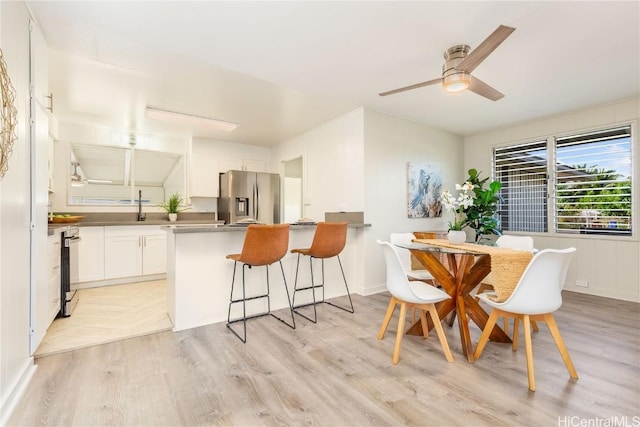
left=407, top=163, right=442, bottom=218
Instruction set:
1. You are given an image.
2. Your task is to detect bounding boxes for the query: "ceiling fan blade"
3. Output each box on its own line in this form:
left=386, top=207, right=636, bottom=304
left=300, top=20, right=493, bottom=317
left=379, top=78, right=443, bottom=96
left=456, top=25, right=515, bottom=73
left=468, top=76, right=504, bottom=101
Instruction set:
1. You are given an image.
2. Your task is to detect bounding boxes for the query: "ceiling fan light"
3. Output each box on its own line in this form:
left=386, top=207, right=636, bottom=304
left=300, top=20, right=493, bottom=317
left=445, top=81, right=469, bottom=93
left=443, top=72, right=470, bottom=93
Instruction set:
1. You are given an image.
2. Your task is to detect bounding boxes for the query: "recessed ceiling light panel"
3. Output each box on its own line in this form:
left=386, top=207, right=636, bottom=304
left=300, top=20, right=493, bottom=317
left=145, top=106, right=238, bottom=132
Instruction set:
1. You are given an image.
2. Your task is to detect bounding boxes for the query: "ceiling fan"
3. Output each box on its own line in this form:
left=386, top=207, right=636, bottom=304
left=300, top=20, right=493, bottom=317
left=379, top=25, right=515, bottom=101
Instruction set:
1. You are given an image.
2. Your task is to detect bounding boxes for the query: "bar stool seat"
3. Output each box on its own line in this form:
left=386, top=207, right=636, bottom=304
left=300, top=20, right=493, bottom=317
left=290, top=221, right=354, bottom=323
left=226, top=224, right=295, bottom=343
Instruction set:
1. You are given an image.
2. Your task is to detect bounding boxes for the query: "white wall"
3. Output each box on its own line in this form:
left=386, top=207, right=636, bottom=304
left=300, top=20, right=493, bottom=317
left=0, top=2, right=38, bottom=423
left=272, top=108, right=463, bottom=295
left=272, top=109, right=366, bottom=220
left=362, top=109, right=464, bottom=294
left=464, top=98, right=640, bottom=302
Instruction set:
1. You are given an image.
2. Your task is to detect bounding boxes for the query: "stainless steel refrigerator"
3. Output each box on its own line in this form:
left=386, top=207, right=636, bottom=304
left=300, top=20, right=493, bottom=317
left=218, top=170, right=281, bottom=224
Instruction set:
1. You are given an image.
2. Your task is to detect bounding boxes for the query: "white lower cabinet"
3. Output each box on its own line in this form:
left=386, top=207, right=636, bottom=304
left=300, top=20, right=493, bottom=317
left=47, top=232, right=62, bottom=325
left=104, top=234, right=143, bottom=279
left=103, top=226, right=166, bottom=280
left=141, top=233, right=167, bottom=275
left=77, top=226, right=105, bottom=283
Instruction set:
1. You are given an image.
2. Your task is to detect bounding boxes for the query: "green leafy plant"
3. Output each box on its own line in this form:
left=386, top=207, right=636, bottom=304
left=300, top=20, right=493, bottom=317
left=159, top=192, right=189, bottom=214
left=461, top=168, right=502, bottom=242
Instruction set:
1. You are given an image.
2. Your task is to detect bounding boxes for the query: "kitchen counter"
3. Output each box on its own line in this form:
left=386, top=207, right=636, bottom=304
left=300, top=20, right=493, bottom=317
left=47, top=212, right=220, bottom=228
left=162, top=222, right=370, bottom=233
left=78, top=220, right=225, bottom=227
left=47, top=220, right=224, bottom=235
left=165, top=222, right=369, bottom=331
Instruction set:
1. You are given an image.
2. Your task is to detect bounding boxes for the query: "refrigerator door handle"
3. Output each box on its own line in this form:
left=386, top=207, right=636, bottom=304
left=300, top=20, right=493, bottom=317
left=254, top=182, right=259, bottom=219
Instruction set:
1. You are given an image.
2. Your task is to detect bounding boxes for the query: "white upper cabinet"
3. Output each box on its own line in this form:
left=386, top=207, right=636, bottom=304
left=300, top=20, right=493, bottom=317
left=218, top=158, right=266, bottom=173
left=190, top=152, right=220, bottom=198
left=218, top=157, right=242, bottom=172
left=190, top=139, right=270, bottom=198
left=241, top=159, right=266, bottom=172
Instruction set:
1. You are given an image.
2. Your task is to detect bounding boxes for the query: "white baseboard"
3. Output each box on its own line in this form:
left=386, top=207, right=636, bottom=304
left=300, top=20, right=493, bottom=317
left=72, top=273, right=166, bottom=290
left=564, top=286, right=640, bottom=303
left=357, top=284, right=387, bottom=296
left=1, top=358, right=36, bottom=427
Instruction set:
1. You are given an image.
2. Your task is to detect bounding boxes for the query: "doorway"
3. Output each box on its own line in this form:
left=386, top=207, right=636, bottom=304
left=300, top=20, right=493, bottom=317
left=283, top=157, right=303, bottom=223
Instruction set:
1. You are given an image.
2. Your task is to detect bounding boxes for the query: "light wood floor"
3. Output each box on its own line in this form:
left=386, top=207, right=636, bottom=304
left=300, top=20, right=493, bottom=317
left=34, top=280, right=173, bottom=357
left=11, top=291, right=640, bottom=426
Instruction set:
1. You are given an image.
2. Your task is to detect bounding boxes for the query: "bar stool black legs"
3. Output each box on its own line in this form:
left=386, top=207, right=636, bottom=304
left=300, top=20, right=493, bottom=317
left=291, top=253, right=354, bottom=323
left=290, top=222, right=354, bottom=323
left=225, top=224, right=295, bottom=343
left=227, top=259, right=295, bottom=343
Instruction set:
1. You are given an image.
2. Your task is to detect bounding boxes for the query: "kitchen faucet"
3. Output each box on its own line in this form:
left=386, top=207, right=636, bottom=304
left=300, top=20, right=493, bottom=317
left=137, top=190, right=146, bottom=221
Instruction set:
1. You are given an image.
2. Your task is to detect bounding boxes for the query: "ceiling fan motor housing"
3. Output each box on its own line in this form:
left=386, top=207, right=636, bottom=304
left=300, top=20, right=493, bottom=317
left=442, top=45, right=471, bottom=92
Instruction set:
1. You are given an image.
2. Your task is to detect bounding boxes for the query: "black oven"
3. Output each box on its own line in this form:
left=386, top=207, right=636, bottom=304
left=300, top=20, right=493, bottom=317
left=60, top=227, right=80, bottom=317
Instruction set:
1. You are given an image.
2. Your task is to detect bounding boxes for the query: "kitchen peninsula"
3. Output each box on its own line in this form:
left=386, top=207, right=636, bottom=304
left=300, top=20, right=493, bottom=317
left=163, top=223, right=369, bottom=331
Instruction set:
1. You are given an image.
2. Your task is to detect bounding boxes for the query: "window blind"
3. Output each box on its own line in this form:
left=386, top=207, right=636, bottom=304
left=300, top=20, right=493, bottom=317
left=555, top=126, right=632, bottom=235
left=493, top=141, right=548, bottom=232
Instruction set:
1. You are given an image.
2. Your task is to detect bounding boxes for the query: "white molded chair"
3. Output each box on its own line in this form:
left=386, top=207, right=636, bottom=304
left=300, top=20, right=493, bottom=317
left=473, top=248, right=578, bottom=391
left=389, top=233, right=435, bottom=283
left=476, top=234, right=538, bottom=334
left=377, top=240, right=453, bottom=364
left=496, top=235, right=536, bottom=251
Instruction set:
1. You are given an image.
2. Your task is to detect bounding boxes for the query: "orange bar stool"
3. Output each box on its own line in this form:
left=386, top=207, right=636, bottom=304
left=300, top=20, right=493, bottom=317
left=226, top=224, right=295, bottom=343
left=290, top=221, right=354, bottom=323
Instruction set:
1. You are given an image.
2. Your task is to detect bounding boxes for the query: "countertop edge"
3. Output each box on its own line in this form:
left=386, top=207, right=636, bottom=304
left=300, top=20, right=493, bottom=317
left=50, top=220, right=226, bottom=227
left=163, top=223, right=372, bottom=234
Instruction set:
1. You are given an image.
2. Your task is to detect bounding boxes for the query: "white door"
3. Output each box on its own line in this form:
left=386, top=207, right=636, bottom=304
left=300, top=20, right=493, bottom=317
left=284, top=177, right=302, bottom=223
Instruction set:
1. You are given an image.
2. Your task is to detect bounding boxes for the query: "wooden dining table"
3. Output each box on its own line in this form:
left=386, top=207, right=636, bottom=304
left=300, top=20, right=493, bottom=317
left=396, top=238, right=534, bottom=363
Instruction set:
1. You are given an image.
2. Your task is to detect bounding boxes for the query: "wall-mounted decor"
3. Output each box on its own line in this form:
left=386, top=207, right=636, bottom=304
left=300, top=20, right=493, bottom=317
left=407, top=163, right=442, bottom=218
left=0, top=48, right=18, bottom=180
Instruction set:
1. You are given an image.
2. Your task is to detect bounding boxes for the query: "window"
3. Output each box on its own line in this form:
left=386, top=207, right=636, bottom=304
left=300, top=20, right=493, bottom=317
left=493, top=140, right=548, bottom=233
left=493, top=125, right=633, bottom=236
left=555, top=126, right=632, bottom=235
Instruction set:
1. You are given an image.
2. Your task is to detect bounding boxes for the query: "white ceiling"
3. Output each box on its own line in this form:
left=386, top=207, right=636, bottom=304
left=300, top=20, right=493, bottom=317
left=27, top=1, right=640, bottom=147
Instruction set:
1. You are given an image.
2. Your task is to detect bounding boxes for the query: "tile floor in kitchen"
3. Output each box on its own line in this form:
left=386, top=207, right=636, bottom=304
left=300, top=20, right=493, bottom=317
left=35, top=279, right=172, bottom=357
